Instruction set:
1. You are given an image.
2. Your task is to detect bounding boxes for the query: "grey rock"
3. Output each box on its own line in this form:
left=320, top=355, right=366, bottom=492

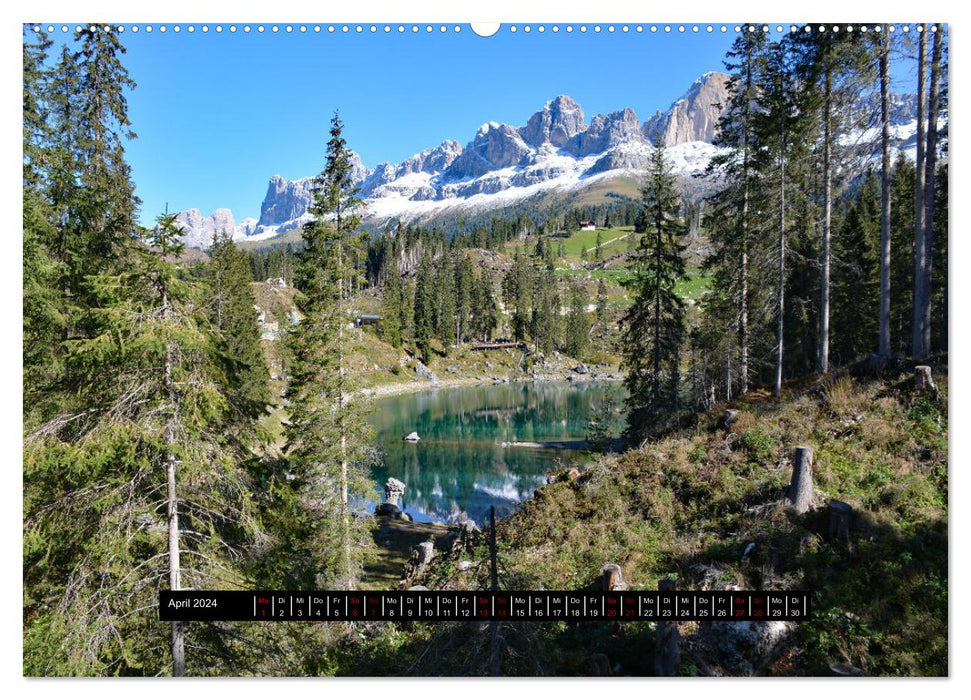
left=573, top=107, right=642, bottom=156
left=520, top=95, right=586, bottom=150
left=445, top=122, right=531, bottom=180
left=174, top=207, right=244, bottom=249
left=704, top=619, right=794, bottom=674
left=414, top=361, right=439, bottom=383
left=384, top=477, right=407, bottom=505
left=258, top=175, right=315, bottom=227
left=375, top=502, right=403, bottom=518
left=642, top=72, right=730, bottom=146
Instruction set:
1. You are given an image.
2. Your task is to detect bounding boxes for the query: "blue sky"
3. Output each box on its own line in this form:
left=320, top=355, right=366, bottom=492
left=37, top=24, right=744, bottom=224
left=32, top=22, right=928, bottom=225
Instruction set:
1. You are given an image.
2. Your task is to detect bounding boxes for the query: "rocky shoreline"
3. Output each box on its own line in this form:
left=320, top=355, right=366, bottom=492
left=357, top=363, right=624, bottom=400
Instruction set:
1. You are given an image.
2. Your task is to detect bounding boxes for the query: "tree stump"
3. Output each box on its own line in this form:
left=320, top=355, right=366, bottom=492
left=828, top=500, right=853, bottom=549
left=654, top=579, right=680, bottom=676
left=721, top=409, right=739, bottom=430
left=601, top=563, right=628, bottom=591
left=384, top=478, right=406, bottom=506
left=787, top=446, right=814, bottom=514
left=914, top=365, right=940, bottom=399
left=415, top=541, right=434, bottom=568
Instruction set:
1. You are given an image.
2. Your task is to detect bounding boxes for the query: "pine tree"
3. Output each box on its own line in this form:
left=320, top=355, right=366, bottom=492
left=455, top=254, right=475, bottom=343
left=913, top=24, right=945, bottom=360
left=704, top=28, right=767, bottom=396
left=208, top=232, right=271, bottom=413
left=831, top=173, right=881, bottom=364
left=381, top=242, right=405, bottom=348
left=284, top=112, right=375, bottom=590
left=436, top=254, right=457, bottom=353
left=565, top=278, right=590, bottom=359
left=472, top=268, right=498, bottom=341
left=594, top=278, right=610, bottom=353
left=621, top=142, right=687, bottom=443
left=791, top=26, right=872, bottom=374
left=413, top=249, right=435, bottom=363
left=24, top=214, right=260, bottom=675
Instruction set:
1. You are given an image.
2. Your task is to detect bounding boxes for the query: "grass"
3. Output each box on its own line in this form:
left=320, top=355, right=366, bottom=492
left=398, top=367, right=948, bottom=676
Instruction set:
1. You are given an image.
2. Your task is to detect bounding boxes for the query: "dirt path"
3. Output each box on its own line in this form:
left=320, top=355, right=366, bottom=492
left=361, top=516, right=452, bottom=590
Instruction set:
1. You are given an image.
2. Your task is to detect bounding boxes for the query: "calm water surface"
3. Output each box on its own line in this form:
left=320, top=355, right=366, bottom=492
left=368, top=381, right=626, bottom=525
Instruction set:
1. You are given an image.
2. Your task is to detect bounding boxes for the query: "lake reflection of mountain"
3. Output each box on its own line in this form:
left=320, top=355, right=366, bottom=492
left=368, top=381, right=626, bottom=525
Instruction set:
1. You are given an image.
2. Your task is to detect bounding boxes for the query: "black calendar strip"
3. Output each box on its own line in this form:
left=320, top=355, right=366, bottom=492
left=159, top=590, right=811, bottom=622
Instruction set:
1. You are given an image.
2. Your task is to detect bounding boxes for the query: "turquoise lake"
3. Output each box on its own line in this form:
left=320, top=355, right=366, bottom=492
left=368, top=381, right=626, bottom=525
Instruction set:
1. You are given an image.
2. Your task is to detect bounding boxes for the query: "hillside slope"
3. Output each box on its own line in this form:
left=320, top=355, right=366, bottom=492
left=351, top=367, right=947, bottom=676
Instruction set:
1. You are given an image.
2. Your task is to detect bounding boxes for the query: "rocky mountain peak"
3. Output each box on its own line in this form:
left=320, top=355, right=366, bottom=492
left=445, top=122, right=531, bottom=180
left=642, top=71, right=730, bottom=146
left=574, top=107, right=642, bottom=156
left=521, top=94, right=587, bottom=149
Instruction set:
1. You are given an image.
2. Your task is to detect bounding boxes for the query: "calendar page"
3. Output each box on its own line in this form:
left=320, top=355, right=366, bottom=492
left=21, top=14, right=948, bottom=681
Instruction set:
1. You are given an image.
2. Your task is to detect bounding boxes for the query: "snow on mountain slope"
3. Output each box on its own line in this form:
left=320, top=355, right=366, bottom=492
left=174, top=71, right=928, bottom=248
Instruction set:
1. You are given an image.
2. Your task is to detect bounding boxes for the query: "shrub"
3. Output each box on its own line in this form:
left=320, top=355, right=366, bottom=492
left=740, top=426, right=775, bottom=463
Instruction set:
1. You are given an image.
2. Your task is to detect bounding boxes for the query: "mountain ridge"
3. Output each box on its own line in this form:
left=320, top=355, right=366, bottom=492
left=175, top=71, right=923, bottom=249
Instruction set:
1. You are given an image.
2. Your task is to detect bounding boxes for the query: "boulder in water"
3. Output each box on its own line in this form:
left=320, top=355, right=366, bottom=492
left=404, top=431, right=420, bottom=442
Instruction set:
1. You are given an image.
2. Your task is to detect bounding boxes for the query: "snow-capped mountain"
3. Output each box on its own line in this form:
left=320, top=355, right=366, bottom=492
left=175, top=71, right=926, bottom=247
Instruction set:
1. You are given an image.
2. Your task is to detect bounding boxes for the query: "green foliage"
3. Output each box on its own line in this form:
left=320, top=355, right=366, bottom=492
left=209, top=232, right=271, bottom=413
left=284, top=112, right=377, bottom=589
left=24, top=214, right=262, bottom=675
left=621, top=141, right=687, bottom=442
left=564, top=278, right=589, bottom=359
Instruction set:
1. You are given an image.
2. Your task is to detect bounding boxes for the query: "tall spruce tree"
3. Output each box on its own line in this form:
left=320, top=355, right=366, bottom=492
left=413, top=249, right=435, bottom=364
left=703, top=28, right=767, bottom=396
left=208, top=231, right=271, bottom=413
left=622, top=142, right=687, bottom=443
left=565, top=278, right=590, bottom=359
left=381, top=241, right=405, bottom=349
left=284, top=112, right=375, bottom=590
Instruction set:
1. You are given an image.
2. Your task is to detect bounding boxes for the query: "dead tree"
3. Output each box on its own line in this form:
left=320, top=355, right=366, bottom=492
left=787, top=446, right=814, bottom=514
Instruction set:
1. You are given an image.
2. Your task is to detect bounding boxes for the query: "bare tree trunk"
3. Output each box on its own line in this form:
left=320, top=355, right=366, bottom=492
left=338, top=238, right=352, bottom=589
left=913, top=26, right=928, bottom=359
left=917, top=25, right=943, bottom=360
left=818, top=67, right=832, bottom=376
left=775, top=156, right=787, bottom=397
left=879, top=25, right=893, bottom=359
left=740, top=58, right=752, bottom=396
left=162, top=287, right=185, bottom=677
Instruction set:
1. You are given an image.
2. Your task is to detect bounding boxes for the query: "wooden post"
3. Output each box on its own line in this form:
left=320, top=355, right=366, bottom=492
left=828, top=500, right=853, bottom=549
left=489, top=505, right=500, bottom=677
left=654, top=579, right=679, bottom=676
left=788, top=446, right=814, bottom=514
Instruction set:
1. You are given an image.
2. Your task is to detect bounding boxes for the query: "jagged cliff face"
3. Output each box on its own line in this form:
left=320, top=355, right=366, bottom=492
left=175, top=70, right=924, bottom=247
left=520, top=95, right=587, bottom=150
left=258, top=175, right=314, bottom=228
left=642, top=72, right=730, bottom=146
left=175, top=207, right=258, bottom=249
